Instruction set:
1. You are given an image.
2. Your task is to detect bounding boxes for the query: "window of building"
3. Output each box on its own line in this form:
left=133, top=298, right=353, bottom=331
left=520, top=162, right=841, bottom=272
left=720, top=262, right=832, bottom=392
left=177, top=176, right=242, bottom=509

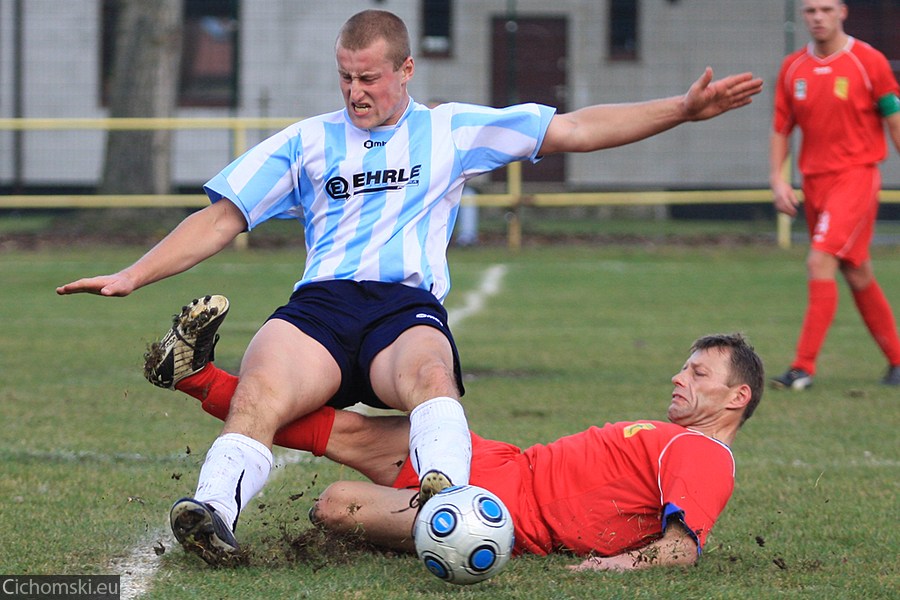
left=609, top=0, right=639, bottom=61
left=181, top=0, right=239, bottom=107
left=101, top=0, right=239, bottom=108
left=421, top=0, right=452, bottom=57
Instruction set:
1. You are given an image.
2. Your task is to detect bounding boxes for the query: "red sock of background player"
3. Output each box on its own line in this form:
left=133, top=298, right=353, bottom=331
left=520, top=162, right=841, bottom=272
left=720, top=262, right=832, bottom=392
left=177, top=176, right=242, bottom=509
left=175, top=364, right=336, bottom=456
left=792, top=279, right=838, bottom=374
left=851, top=281, right=900, bottom=366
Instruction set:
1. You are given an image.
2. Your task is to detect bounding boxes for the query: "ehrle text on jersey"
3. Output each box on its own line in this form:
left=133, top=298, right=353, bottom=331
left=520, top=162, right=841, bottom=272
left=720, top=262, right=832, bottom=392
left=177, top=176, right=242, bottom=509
left=325, top=164, right=422, bottom=200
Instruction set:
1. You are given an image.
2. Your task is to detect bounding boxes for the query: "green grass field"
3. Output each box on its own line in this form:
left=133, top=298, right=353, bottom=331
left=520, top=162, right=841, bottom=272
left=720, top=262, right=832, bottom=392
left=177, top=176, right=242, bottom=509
left=1, top=237, right=898, bottom=599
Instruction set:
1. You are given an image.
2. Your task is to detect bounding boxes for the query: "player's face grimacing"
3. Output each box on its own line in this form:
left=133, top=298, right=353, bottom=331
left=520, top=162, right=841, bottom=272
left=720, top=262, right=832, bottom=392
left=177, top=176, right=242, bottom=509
left=667, top=348, right=739, bottom=429
left=336, top=37, right=414, bottom=130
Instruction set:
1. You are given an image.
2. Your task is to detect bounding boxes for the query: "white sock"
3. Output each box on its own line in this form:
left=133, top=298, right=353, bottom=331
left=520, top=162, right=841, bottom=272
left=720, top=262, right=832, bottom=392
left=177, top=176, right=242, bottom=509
left=408, top=396, right=471, bottom=486
left=194, top=433, right=273, bottom=531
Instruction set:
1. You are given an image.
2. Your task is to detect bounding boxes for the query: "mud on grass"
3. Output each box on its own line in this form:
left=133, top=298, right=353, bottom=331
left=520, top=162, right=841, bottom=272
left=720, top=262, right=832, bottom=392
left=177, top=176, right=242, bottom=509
left=249, top=489, right=406, bottom=569
left=160, top=478, right=405, bottom=570
left=155, top=512, right=403, bottom=570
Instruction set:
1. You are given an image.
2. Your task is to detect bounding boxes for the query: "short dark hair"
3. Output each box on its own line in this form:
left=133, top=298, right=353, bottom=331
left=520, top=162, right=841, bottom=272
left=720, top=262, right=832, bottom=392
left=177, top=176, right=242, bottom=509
left=691, top=333, right=764, bottom=425
left=337, top=10, right=411, bottom=70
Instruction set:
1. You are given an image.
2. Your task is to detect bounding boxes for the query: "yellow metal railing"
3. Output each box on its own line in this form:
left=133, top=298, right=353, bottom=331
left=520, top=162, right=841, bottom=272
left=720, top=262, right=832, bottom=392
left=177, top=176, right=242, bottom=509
left=481, top=162, right=794, bottom=249
left=2, top=118, right=898, bottom=250
left=0, top=117, right=297, bottom=158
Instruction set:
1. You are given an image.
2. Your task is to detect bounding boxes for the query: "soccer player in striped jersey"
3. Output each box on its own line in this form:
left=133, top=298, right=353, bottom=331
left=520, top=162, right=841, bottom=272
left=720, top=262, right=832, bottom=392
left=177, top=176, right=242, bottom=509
left=56, top=10, right=762, bottom=565
left=770, top=0, right=900, bottom=390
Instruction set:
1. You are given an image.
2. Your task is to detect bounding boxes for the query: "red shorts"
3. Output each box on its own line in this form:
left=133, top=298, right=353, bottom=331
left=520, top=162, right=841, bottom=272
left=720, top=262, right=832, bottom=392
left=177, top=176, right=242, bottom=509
left=802, top=165, right=880, bottom=268
left=392, top=433, right=553, bottom=555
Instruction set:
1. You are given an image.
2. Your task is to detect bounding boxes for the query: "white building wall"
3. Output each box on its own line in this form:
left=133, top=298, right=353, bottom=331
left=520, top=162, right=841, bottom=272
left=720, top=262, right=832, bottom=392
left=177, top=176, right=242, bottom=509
left=0, top=0, right=14, bottom=182
left=1, top=0, right=897, bottom=190
left=561, top=0, right=788, bottom=188
left=6, top=0, right=105, bottom=184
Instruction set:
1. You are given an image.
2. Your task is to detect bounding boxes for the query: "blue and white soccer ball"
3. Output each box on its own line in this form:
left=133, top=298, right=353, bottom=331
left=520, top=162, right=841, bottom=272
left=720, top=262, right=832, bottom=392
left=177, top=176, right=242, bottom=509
left=413, top=485, right=515, bottom=585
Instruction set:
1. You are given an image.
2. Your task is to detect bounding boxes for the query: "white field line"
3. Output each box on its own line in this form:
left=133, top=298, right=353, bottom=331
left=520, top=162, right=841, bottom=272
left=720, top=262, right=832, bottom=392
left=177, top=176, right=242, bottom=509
left=447, top=263, right=507, bottom=325
left=107, top=263, right=508, bottom=597
left=112, top=529, right=173, bottom=600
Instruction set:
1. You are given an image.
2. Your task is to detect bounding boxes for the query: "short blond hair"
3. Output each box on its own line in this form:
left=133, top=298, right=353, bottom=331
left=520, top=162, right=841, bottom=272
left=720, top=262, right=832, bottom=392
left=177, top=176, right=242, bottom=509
left=337, top=10, right=411, bottom=70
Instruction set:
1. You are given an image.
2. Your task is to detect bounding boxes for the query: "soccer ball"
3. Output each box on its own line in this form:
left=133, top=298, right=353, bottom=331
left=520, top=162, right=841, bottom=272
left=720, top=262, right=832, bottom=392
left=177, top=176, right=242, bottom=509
left=413, top=485, right=515, bottom=585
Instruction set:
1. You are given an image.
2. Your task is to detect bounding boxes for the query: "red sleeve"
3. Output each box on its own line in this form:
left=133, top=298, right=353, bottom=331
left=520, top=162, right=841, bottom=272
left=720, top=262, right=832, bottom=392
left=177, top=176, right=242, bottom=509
left=658, top=433, right=735, bottom=548
left=773, top=54, right=797, bottom=135
left=864, top=44, right=900, bottom=99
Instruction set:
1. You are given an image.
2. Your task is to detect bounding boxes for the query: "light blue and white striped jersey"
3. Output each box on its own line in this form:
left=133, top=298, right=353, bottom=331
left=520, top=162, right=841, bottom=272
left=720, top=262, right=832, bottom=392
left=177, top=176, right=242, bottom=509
left=204, top=99, right=556, bottom=302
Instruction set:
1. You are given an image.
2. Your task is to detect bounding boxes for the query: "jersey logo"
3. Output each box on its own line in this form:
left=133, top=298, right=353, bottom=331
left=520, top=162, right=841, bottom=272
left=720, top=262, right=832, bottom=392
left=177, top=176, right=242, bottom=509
left=813, top=210, right=830, bottom=243
left=834, top=77, right=849, bottom=100
left=794, top=79, right=807, bottom=101
left=415, top=312, right=445, bottom=328
left=325, top=176, right=351, bottom=200
left=623, top=423, right=656, bottom=438
left=325, top=165, right=422, bottom=200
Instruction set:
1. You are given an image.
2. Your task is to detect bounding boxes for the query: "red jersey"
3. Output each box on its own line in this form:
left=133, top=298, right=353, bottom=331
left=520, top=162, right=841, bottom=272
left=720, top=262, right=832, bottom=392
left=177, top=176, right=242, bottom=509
left=525, top=421, right=734, bottom=555
left=394, top=421, right=735, bottom=557
left=773, top=38, right=900, bottom=176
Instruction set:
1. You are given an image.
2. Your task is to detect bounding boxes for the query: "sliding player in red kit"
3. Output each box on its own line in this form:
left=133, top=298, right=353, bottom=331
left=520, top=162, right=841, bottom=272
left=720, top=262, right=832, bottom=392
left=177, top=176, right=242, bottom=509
left=145, top=296, right=763, bottom=571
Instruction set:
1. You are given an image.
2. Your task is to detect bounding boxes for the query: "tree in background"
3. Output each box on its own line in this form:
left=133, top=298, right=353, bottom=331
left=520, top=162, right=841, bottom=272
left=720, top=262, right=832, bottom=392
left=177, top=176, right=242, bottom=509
left=100, top=0, right=183, bottom=195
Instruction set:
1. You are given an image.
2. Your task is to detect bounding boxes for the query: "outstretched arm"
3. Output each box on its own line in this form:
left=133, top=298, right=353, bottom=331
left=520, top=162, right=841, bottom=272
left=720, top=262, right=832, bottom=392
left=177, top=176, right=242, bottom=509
left=56, top=199, right=247, bottom=297
left=539, top=68, right=763, bottom=155
left=567, top=522, right=699, bottom=572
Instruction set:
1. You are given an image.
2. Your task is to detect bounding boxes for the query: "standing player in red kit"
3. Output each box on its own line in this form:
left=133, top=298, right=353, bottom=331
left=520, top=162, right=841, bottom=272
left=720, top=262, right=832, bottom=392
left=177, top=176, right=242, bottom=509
left=770, top=0, right=900, bottom=390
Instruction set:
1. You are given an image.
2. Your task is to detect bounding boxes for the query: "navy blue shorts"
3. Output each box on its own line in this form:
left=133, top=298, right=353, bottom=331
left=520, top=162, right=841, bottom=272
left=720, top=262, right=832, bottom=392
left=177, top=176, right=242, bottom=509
left=268, top=280, right=464, bottom=410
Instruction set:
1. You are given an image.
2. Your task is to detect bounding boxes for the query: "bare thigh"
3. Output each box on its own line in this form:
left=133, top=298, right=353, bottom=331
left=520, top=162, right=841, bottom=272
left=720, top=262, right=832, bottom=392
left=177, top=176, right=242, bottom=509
left=368, top=325, right=458, bottom=411
left=222, top=318, right=342, bottom=446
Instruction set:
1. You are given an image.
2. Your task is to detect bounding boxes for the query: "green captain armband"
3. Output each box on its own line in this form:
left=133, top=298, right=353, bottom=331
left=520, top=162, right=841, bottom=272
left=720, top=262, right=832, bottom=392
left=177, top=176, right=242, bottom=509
left=878, top=93, right=900, bottom=117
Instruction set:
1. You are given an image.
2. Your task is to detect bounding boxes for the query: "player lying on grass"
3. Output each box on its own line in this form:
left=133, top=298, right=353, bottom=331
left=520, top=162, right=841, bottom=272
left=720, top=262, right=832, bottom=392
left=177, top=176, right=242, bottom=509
left=147, top=296, right=764, bottom=570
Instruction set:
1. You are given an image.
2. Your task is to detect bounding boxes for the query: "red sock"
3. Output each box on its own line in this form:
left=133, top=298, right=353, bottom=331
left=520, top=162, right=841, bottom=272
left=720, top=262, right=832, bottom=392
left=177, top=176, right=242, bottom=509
left=274, top=406, right=336, bottom=456
left=851, top=281, right=900, bottom=366
left=175, top=363, right=236, bottom=420
left=175, top=364, right=337, bottom=456
left=793, top=279, right=838, bottom=374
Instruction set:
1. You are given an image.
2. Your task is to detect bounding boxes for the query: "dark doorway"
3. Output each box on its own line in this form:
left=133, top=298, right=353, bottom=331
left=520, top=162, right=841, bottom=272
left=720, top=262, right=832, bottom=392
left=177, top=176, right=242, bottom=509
left=491, top=16, right=568, bottom=183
